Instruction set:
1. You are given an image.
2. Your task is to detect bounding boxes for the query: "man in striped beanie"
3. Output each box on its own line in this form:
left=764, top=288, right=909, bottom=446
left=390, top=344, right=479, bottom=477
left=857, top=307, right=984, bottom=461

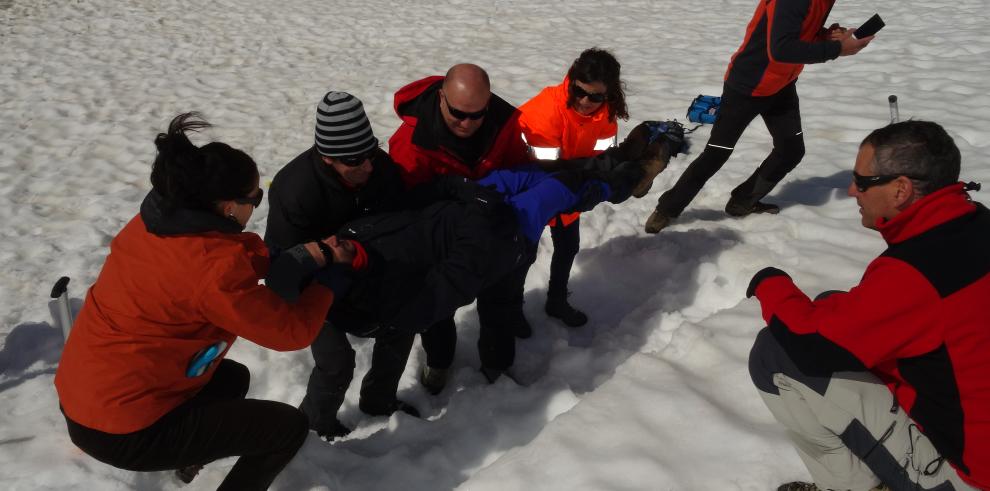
left=265, top=91, right=413, bottom=441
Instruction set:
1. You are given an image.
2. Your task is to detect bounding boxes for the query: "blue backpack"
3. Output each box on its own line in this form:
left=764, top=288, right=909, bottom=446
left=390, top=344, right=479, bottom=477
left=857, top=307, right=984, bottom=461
left=686, top=95, right=720, bottom=124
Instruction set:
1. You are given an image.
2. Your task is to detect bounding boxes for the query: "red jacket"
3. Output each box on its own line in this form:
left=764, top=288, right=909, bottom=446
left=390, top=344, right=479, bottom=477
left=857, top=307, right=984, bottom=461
left=55, top=213, right=333, bottom=434
left=754, top=184, right=990, bottom=488
left=388, top=76, right=530, bottom=188
left=518, top=76, right=617, bottom=227
left=725, top=0, right=841, bottom=96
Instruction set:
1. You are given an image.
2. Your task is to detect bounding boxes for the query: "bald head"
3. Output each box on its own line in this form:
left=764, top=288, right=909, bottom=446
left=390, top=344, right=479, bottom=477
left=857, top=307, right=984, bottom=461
left=439, top=64, right=492, bottom=138
left=443, top=63, right=491, bottom=95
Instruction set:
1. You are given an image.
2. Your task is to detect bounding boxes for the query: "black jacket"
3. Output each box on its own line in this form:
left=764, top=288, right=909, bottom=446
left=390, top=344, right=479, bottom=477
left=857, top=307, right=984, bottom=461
left=264, top=146, right=404, bottom=249
left=330, top=200, right=531, bottom=336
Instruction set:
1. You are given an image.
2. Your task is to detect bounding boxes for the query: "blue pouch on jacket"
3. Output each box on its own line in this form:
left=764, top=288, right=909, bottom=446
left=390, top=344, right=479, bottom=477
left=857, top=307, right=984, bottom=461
left=686, top=95, right=720, bottom=124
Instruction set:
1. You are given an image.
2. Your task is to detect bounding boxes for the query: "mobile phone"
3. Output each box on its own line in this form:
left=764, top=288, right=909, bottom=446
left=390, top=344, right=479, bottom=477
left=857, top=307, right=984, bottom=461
left=854, top=13, right=885, bottom=39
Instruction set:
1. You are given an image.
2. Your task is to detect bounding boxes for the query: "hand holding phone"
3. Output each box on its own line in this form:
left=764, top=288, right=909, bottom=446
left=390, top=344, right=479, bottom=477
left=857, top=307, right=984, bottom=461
left=854, top=13, right=885, bottom=39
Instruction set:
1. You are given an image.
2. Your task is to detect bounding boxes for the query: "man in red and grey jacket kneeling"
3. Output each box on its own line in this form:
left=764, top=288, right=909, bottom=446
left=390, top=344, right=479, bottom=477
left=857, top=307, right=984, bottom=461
left=747, top=121, right=989, bottom=491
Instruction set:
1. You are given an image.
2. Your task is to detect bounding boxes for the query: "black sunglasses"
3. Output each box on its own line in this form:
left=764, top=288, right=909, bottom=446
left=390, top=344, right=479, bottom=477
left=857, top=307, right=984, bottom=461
left=234, top=187, right=264, bottom=208
left=568, top=82, right=609, bottom=103
left=442, top=93, right=488, bottom=121
left=852, top=171, right=927, bottom=192
left=335, top=140, right=379, bottom=167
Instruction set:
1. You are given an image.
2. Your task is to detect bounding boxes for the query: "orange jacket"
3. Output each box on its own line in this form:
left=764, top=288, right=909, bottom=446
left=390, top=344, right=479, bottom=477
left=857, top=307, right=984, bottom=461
left=518, top=76, right=618, bottom=226
left=55, top=214, right=333, bottom=434
left=518, top=76, right=617, bottom=160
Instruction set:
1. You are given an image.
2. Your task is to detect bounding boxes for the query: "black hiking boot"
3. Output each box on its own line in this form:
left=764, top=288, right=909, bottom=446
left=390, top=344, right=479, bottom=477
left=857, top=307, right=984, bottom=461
left=725, top=200, right=780, bottom=217
left=360, top=399, right=421, bottom=419
left=545, top=291, right=588, bottom=327
left=420, top=365, right=449, bottom=395
left=481, top=366, right=504, bottom=384
left=511, top=312, right=532, bottom=339
left=175, top=465, right=203, bottom=484
left=315, top=418, right=352, bottom=442
left=644, top=208, right=675, bottom=234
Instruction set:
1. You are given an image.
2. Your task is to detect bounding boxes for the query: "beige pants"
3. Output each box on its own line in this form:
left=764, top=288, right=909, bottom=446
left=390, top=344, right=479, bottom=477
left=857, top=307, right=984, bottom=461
left=761, top=370, right=977, bottom=491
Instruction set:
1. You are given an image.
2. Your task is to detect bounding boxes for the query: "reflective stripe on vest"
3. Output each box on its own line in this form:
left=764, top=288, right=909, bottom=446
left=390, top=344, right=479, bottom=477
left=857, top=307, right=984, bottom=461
left=594, top=136, right=616, bottom=151
left=532, top=146, right=560, bottom=160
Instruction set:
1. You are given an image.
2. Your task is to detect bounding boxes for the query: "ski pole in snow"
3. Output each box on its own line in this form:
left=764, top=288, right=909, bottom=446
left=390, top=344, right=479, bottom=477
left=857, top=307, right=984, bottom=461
left=888, top=95, right=899, bottom=124
left=50, top=276, right=73, bottom=341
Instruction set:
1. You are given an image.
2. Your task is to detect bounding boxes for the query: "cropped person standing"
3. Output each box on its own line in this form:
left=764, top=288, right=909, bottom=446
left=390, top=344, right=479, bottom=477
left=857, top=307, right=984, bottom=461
left=55, top=113, right=351, bottom=490
left=645, top=0, right=874, bottom=233
left=747, top=121, right=987, bottom=490
left=518, top=47, right=630, bottom=327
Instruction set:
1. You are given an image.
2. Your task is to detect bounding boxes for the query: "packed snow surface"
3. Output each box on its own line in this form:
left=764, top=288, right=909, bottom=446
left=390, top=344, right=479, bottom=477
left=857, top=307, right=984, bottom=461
left=2, top=0, right=989, bottom=489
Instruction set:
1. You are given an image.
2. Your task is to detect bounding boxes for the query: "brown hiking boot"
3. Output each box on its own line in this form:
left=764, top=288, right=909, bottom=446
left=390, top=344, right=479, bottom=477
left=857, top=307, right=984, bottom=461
left=631, top=141, right=671, bottom=198
left=725, top=200, right=780, bottom=217
left=420, top=365, right=449, bottom=395
left=644, top=208, right=674, bottom=234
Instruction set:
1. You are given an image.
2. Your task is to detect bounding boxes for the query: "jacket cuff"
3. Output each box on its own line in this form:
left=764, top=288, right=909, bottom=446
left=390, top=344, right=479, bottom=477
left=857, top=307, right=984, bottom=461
left=747, top=267, right=791, bottom=298
left=825, top=40, right=842, bottom=60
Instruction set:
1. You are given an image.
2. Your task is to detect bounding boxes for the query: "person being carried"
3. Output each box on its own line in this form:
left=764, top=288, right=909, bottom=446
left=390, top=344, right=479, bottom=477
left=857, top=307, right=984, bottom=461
left=645, top=0, right=875, bottom=233
left=55, top=113, right=352, bottom=490
left=747, top=121, right=987, bottom=491
left=272, top=124, right=686, bottom=388
left=265, top=91, right=417, bottom=441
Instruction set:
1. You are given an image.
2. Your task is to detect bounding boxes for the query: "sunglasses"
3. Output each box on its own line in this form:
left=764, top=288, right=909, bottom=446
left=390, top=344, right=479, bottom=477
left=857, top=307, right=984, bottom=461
left=337, top=148, right=378, bottom=167
left=852, top=171, right=927, bottom=192
left=569, top=82, right=609, bottom=103
left=442, top=93, right=488, bottom=121
left=234, top=187, right=264, bottom=208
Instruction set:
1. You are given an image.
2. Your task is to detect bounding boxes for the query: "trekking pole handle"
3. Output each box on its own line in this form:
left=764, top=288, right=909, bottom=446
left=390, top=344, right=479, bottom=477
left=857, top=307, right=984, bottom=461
left=51, top=276, right=73, bottom=341
left=888, top=95, right=899, bottom=124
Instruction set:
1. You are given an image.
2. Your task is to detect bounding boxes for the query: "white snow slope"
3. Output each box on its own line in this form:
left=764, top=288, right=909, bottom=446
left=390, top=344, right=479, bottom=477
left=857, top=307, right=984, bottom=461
left=2, top=0, right=989, bottom=490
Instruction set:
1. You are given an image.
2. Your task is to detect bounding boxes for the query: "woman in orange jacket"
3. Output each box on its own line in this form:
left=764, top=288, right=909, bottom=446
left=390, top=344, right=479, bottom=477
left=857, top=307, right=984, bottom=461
left=518, top=48, right=629, bottom=327
left=54, top=113, right=354, bottom=490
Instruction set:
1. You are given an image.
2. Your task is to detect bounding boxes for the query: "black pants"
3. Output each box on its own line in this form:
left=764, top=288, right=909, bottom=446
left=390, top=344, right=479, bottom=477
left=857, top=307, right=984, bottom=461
left=548, top=216, right=580, bottom=297
left=63, top=359, right=308, bottom=491
left=420, top=252, right=533, bottom=372
left=301, top=322, right=414, bottom=429
left=655, top=82, right=806, bottom=216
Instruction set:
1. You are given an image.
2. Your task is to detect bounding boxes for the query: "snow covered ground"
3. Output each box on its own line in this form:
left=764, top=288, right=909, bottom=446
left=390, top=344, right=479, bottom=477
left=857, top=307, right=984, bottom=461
left=2, top=0, right=989, bottom=489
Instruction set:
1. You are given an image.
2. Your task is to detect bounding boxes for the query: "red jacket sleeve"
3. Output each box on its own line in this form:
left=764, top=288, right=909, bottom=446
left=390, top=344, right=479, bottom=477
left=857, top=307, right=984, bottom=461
left=198, top=253, right=334, bottom=351
left=754, top=257, right=944, bottom=368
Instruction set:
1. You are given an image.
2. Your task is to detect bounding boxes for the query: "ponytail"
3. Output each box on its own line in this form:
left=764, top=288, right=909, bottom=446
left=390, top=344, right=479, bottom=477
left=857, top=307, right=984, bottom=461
left=150, top=113, right=258, bottom=213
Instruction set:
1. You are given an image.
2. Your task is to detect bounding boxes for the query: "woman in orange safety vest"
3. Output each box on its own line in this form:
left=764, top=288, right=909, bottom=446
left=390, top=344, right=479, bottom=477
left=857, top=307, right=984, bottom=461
left=518, top=48, right=629, bottom=327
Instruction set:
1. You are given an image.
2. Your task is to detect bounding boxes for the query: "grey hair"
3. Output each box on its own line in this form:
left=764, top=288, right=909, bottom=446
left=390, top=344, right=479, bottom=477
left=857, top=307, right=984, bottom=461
left=862, top=120, right=960, bottom=198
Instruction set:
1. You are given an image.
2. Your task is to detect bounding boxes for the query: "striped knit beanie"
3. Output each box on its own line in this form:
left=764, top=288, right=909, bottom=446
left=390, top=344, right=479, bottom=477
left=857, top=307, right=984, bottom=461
left=315, top=91, right=377, bottom=157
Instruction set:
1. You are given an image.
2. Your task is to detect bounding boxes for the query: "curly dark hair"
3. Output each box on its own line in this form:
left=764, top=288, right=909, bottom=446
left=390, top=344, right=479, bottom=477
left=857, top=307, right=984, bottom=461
left=566, top=47, right=628, bottom=122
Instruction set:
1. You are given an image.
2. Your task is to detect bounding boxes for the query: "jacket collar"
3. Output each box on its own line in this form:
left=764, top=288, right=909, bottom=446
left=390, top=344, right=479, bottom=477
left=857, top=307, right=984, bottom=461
left=140, top=190, right=245, bottom=236
left=878, top=183, right=977, bottom=244
left=395, top=76, right=518, bottom=155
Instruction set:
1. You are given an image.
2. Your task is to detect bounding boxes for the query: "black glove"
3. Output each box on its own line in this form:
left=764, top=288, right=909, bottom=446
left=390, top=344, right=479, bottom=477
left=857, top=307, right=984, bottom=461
left=266, top=244, right=321, bottom=302
left=439, top=175, right=505, bottom=213
left=315, top=263, right=355, bottom=299
left=746, top=267, right=790, bottom=298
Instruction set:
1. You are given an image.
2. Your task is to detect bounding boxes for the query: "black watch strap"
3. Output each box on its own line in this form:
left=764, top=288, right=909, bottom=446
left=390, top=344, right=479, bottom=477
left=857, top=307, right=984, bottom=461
left=316, top=241, right=334, bottom=265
